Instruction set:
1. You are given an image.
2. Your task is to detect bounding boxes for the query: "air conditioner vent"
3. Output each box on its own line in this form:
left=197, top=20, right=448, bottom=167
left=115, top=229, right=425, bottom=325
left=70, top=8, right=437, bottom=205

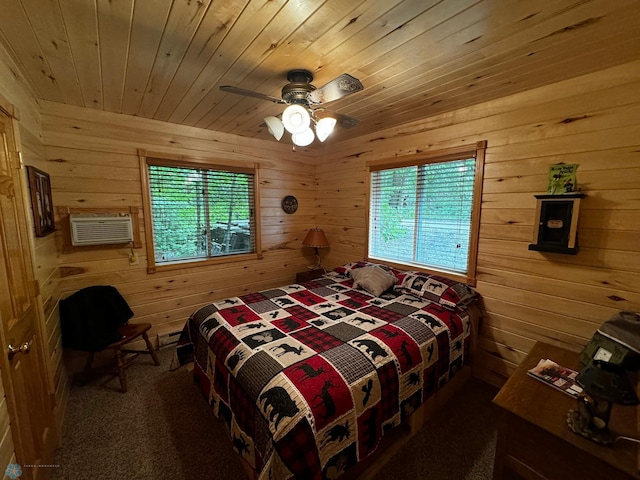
left=70, top=213, right=134, bottom=246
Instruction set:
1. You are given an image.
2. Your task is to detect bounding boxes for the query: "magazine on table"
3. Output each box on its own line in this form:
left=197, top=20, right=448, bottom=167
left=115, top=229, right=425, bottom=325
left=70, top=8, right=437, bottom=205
left=527, top=358, right=584, bottom=398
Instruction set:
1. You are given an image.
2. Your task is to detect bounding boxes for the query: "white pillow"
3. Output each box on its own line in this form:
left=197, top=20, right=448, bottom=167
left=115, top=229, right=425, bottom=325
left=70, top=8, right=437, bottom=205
left=350, top=266, right=397, bottom=296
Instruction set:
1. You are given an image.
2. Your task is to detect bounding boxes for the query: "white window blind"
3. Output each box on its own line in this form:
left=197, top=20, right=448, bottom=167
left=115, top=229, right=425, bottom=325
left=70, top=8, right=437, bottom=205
left=369, top=158, right=476, bottom=274
left=148, top=164, right=256, bottom=264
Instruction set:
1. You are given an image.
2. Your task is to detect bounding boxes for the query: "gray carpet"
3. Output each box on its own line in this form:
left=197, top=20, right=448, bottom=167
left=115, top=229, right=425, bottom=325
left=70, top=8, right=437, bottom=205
left=52, top=348, right=499, bottom=479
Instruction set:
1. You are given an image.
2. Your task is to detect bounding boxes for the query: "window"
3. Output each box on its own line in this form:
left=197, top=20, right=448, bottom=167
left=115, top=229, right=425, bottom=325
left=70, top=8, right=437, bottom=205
left=368, top=142, right=485, bottom=283
left=139, top=152, right=261, bottom=272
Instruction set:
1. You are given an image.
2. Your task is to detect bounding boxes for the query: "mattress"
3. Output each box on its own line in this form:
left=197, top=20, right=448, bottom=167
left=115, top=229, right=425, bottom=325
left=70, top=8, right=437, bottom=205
left=172, top=269, right=476, bottom=479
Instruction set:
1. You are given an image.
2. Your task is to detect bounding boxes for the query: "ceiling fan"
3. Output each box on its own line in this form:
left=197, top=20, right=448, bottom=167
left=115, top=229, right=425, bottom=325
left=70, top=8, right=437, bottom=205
left=219, top=69, right=364, bottom=145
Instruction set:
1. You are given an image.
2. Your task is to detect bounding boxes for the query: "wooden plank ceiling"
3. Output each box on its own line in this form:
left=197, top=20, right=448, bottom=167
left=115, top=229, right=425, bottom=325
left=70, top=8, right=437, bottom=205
left=1, top=0, right=639, bottom=143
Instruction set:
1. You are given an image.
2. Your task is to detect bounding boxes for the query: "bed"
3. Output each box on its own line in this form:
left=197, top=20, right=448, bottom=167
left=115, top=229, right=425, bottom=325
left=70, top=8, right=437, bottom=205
left=172, top=262, right=481, bottom=480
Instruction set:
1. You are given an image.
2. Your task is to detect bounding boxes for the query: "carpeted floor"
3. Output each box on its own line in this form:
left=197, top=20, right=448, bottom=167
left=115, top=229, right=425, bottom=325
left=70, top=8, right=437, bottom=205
left=51, top=348, right=499, bottom=479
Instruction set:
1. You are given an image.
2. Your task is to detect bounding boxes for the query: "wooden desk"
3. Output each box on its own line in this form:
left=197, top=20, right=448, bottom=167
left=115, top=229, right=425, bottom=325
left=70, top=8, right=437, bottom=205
left=493, top=341, right=639, bottom=480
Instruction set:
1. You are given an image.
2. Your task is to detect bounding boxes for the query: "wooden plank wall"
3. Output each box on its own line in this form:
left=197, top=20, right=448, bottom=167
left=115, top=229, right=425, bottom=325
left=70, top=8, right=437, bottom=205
left=0, top=43, right=67, bottom=457
left=316, top=60, right=640, bottom=387
left=39, top=102, right=318, bottom=365
left=4, top=36, right=639, bottom=417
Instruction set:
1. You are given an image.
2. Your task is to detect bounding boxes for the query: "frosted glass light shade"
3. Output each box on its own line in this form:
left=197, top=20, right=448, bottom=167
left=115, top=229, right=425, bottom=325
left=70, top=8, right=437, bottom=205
left=264, top=116, right=284, bottom=141
left=315, top=117, right=337, bottom=142
left=282, top=105, right=311, bottom=134
left=292, top=128, right=315, bottom=146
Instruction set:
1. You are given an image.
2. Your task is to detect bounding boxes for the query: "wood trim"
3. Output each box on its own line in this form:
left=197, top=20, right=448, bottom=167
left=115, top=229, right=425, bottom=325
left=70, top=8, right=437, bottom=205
left=567, top=197, right=582, bottom=249
left=364, top=141, right=486, bottom=285
left=138, top=150, right=263, bottom=274
left=366, top=257, right=474, bottom=286
left=56, top=206, right=142, bottom=253
left=253, top=163, right=263, bottom=260
left=138, top=150, right=157, bottom=273
left=145, top=156, right=255, bottom=175
left=532, top=199, right=544, bottom=244
left=141, top=148, right=257, bottom=172
left=467, top=140, right=486, bottom=286
left=367, top=141, right=486, bottom=171
left=0, top=90, right=18, bottom=119
left=150, top=251, right=263, bottom=274
left=364, top=165, right=372, bottom=261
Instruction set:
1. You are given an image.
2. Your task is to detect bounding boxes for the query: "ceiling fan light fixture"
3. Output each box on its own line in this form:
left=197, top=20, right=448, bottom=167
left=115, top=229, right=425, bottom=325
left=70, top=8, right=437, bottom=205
left=315, top=117, right=337, bottom=142
left=220, top=70, right=363, bottom=147
left=264, top=116, right=284, bottom=141
left=282, top=104, right=311, bottom=134
left=292, top=128, right=315, bottom=146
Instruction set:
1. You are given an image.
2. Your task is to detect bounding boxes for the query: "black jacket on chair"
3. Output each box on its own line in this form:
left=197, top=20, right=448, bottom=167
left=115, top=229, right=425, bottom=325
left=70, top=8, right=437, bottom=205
left=60, top=285, right=133, bottom=352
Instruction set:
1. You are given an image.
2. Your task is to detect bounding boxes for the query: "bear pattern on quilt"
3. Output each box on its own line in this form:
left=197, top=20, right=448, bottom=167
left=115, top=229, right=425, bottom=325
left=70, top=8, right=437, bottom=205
left=175, top=271, right=472, bottom=480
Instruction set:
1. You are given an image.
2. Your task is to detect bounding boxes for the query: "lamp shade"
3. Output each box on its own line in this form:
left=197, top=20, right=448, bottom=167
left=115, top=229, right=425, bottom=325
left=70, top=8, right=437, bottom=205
left=292, top=128, right=315, bottom=146
left=316, top=117, right=337, bottom=142
left=282, top=104, right=311, bottom=134
left=302, top=228, right=329, bottom=248
left=264, top=116, right=284, bottom=141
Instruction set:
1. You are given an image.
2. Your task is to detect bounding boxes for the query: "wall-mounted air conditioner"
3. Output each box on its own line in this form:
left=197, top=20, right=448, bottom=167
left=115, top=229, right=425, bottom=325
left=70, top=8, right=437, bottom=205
left=70, top=213, right=134, bottom=246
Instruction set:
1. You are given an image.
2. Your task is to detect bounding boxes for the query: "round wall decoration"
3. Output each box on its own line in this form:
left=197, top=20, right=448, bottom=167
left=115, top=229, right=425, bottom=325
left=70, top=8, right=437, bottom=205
left=281, top=195, right=298, bottom=214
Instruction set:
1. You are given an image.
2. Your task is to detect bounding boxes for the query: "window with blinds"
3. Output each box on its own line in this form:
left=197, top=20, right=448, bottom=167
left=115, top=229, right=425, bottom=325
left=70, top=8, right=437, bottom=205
left=368, top=143, right=485, bottom=279
left=144, top=159, right=257, bottom=267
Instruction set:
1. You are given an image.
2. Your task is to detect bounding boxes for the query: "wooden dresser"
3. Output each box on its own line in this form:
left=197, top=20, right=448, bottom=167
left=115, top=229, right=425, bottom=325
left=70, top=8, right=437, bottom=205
left=493, top=341, right=639, bottom=480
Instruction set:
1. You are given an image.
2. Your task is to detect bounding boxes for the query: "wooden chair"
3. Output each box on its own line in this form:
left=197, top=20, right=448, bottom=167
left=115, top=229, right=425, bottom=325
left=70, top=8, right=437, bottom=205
left=61, top=285, right=161, bottom=393
left=83, top=322, right=160, bottom=393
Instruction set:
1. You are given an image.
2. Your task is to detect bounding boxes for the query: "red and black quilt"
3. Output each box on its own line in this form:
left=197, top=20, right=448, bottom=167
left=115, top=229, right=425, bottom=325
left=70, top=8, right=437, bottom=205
left=173, top=271, right=472, bottom=480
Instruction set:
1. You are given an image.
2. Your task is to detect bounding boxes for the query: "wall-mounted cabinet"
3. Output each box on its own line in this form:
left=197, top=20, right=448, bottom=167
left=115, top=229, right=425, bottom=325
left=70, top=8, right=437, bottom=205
left=528, top=193, right=585, bottom=255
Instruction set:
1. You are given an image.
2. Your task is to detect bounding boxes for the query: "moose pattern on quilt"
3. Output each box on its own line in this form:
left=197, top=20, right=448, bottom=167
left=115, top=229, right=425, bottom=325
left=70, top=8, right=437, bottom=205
left=175, top=272, right=472, bottom=480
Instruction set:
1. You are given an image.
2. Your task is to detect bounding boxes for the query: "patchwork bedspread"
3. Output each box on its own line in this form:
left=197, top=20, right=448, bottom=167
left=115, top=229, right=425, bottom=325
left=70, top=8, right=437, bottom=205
left=173, top=271, right=473, bottom=480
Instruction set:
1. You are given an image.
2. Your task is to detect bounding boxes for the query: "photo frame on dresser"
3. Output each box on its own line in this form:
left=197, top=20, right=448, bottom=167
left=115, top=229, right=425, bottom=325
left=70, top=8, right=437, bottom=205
left=26, top=166, right=55, bottom=237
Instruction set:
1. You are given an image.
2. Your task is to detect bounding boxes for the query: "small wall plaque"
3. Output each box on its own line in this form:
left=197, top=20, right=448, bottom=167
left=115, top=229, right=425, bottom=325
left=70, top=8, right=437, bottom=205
left=281, top=195, right=298, bottom=214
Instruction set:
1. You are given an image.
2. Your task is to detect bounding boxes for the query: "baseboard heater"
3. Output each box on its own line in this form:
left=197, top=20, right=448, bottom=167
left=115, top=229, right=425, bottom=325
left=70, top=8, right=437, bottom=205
left=156, top=330, right=182, bottom=349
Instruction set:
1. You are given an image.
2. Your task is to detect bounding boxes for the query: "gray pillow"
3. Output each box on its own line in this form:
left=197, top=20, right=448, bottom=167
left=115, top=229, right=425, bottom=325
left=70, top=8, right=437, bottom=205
left=350, top=266, right=397, bottom=296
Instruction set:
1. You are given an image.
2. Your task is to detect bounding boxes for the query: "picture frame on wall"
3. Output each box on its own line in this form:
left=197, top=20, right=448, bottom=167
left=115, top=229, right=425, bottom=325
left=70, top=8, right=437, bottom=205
left=26, top=166, right=55, bottom=237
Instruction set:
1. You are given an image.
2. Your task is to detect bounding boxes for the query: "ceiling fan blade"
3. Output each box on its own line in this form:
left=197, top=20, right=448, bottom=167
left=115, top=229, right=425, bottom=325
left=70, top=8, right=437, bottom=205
left=219, top=85, right=285, bottom=104
left=315, top=109, right=359, bottom=129
left=334, top=113, right=359, bottom=129
left=307, top=73, right=364, bottom=104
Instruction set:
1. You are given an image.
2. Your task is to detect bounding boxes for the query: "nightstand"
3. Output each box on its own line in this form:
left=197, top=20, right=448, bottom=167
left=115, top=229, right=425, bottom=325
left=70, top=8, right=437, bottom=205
left=295, top=269, right=325, bottom=283
left=492, top=341, right=639, bottom=480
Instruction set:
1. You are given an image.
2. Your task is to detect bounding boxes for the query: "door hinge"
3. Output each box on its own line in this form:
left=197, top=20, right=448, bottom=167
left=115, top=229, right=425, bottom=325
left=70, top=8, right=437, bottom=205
left=32, top=279, right=40, bottom=297
left=9, top=150, right=22, bottom=170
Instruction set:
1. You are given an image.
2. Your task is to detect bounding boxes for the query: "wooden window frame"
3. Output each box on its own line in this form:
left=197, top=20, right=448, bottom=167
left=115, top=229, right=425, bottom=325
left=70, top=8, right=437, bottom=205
left=366, top=141, right=486, bottom=285
left=138, top=150, right=263, bottom=274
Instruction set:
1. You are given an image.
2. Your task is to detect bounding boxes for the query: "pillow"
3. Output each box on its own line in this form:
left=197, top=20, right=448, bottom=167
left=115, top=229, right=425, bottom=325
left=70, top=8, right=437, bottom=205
left=395, top=272, right=477, bottom=309
left=333, top=261, right=377, bottom=276
left=334, top=261, right=405, bottom=282
left=350, top=266, right=398, bottom=297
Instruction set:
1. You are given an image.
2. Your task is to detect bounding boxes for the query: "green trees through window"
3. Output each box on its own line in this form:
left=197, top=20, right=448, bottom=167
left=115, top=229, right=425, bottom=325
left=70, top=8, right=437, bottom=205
left=148, top=164, right=255, bottom=264
left=369, top=144, right=484, bottom=278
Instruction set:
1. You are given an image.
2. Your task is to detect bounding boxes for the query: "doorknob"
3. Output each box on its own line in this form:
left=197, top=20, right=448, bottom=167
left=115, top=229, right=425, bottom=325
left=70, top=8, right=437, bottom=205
left=7, top=342, right=31, bottom=360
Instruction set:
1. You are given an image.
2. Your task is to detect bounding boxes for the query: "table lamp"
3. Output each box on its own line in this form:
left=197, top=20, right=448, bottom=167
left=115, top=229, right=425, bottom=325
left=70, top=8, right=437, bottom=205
left=567, top=311, right=640, bottom=445
left=567, top=359, right=638, bottom=445
left=302, top=228, right=329, bottom=271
